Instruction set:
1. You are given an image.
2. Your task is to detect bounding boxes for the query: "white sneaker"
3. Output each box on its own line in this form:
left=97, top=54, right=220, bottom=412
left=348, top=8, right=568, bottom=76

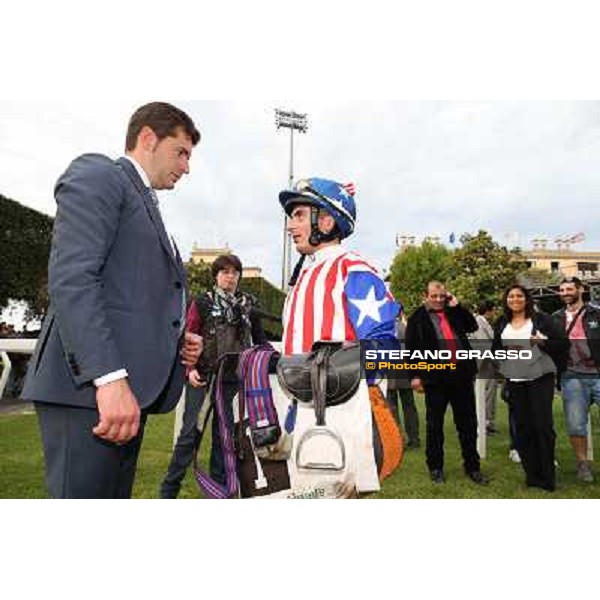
left=508, top=449, right=521, bottom=463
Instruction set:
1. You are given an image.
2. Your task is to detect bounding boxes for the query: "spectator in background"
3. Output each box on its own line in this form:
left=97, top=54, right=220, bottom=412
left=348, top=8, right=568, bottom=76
left=471, top=300, right=499, bottom=435
left=555, top=276, right=600, bottom=483
left=160, top=254, right=267, bottom=498
left=406, top=281, right=487, bottom=485
left=492, top=284, right=568, bottom=492
left=0, top=322, right=8, bottom=337
left=386, top=310, right=420, bottom=449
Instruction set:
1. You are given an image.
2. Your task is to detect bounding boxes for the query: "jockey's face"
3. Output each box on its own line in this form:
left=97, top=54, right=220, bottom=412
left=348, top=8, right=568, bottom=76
left=287, top=204, right=335, bottom=255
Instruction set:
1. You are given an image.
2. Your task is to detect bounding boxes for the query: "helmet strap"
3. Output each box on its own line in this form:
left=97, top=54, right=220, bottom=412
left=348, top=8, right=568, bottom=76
left=289, top=254, right=307, bottom=287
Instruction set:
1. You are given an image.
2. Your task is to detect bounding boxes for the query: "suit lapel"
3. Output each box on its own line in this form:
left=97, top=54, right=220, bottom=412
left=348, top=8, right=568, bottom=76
left=116, top=157, right=180, bottom=271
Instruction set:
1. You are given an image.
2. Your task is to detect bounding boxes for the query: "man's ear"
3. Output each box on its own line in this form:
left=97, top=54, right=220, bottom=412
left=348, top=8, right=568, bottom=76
left=319, top=213, right=336, bottom=234
left=138, top=125, right=158, bottom=152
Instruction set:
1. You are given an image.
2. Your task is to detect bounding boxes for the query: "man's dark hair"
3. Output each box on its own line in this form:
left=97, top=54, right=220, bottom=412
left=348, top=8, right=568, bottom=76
left=502, top=284, right=535, bottom=320
left=477, top=300, right=495, bottom=315
left=211, top=254, right=243, bottom=280
left=560, top=276, right=583, bottom=288
left=125, top=102, right=201, bottom=151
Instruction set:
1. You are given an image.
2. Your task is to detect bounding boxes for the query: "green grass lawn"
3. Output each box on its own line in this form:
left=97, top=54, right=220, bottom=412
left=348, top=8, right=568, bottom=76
left=1, top=396, right=600, bottom=498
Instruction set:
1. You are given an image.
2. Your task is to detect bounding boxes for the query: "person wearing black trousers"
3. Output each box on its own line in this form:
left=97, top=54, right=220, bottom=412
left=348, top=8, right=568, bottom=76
left=405, top=281, right=486, bottom=485
left=492, top=285, right=568, bottom=492
left=160, top=254, right=267, bottom=498
left=386, top=312, right=420, bottom=448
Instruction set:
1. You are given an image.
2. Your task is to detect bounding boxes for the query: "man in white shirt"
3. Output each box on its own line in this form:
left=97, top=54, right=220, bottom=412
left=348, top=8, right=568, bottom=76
left=22, top=102, right=202, bottom=498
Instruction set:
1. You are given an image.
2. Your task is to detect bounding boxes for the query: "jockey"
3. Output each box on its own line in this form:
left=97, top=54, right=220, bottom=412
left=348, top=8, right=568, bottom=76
left=280, top=177, right=400, bottom=352
left=279, top=177, right=403, bottom=486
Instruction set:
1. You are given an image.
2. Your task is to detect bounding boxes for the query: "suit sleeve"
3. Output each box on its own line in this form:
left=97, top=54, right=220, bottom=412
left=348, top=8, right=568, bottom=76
left=48, top=155, right=126, bottom=385
left=450, top=304, right=478, bottom=334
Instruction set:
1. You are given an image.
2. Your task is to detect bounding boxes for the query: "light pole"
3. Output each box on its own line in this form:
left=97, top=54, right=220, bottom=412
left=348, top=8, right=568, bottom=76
left=275, top=108, right=308, bottom=290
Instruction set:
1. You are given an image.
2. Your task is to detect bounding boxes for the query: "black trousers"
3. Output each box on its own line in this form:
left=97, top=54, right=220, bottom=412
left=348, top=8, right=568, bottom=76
left=423, top=375, right=480, bottom=473
left=160, top=384, right=205, bottom=498
left=386, top=387, right=420, bottom=444
left=508, top=373, right=556, bottom=491
left=160, top=379, right=237, bottom=497
left=35, top=401, right=147, bottom=499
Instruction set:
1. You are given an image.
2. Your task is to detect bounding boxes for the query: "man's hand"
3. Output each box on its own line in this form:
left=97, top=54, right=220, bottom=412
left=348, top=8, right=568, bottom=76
left=94, top=379, right=141, bottom=444
left=180, top=332, right=202, bottom=366
left=188, top=368, right=206, bottom=388
left=411, top=377, right=425, bottom=393
left=446, top=292, right=458, bottom=307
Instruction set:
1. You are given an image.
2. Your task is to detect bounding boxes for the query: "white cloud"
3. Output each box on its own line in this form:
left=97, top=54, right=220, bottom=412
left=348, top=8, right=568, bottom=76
left=2, top=101, right=600, bottom=287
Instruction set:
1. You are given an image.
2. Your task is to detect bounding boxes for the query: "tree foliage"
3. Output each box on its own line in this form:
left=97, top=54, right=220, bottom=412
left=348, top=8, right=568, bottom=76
left=447, top=230, right=527, bottom=310
left=389, top=241, right=453, bottom=314
left=185, top=260, right=214, bottom=298
left=389, top=231, right=527, bottom=316
left=0, top=194, right=53, bottom=318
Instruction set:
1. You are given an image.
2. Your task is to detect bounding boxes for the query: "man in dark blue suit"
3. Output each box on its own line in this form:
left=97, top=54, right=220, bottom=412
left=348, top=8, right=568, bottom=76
left=22, top=102, right=202, bottom=498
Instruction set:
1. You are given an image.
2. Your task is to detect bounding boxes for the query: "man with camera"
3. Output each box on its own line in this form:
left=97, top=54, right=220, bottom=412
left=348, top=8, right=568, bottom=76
left=405, top=281, right=487, bottom=485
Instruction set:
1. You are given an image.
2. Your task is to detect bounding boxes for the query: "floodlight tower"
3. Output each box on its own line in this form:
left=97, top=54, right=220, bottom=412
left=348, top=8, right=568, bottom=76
left=275, top=108, right=308, bottom=290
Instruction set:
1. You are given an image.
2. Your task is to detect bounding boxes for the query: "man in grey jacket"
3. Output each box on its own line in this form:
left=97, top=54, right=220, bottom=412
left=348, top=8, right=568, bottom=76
left=22, top=102, right=202, bottom=498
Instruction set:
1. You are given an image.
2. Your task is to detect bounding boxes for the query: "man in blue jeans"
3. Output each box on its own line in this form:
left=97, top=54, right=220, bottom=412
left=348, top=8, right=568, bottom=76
left=555, top=277, right=600, bottom=483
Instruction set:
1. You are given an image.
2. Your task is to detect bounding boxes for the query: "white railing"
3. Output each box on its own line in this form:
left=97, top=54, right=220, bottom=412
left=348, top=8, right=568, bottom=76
left=0, top=338, right=37, bottom=399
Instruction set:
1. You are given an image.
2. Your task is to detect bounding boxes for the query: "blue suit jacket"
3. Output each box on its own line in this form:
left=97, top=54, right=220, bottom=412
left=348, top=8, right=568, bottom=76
left=22, top=154, right=187, bottom=413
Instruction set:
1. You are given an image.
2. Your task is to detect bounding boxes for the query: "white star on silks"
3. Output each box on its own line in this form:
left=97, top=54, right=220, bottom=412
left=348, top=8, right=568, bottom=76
left=338, top=185, right=350, bottom=199
left=348, top=285, right=388, bottom=327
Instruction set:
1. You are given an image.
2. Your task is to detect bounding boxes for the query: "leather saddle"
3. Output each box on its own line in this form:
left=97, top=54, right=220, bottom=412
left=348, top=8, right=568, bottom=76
left=277, top=341, right=361, bottom=473
left=276, top=341, right=361, bottom=407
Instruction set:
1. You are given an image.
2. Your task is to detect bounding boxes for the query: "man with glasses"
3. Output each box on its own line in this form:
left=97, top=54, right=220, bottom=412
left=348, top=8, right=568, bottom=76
left=555, top=276, right=600, bottom=483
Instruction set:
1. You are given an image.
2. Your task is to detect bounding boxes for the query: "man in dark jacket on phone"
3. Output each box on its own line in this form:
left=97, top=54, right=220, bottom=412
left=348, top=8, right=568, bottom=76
left=405, top=281, right=486, bottom=485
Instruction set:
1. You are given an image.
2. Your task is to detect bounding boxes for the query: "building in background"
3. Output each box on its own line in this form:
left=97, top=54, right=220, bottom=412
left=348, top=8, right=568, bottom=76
left=189, top=242, right=263, bottom=279
left=522, top=235, right=599, bottom=280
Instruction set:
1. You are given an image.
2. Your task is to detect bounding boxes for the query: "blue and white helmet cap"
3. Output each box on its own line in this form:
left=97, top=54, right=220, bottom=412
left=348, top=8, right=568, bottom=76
left=279, top=177, right=357, bottom=240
